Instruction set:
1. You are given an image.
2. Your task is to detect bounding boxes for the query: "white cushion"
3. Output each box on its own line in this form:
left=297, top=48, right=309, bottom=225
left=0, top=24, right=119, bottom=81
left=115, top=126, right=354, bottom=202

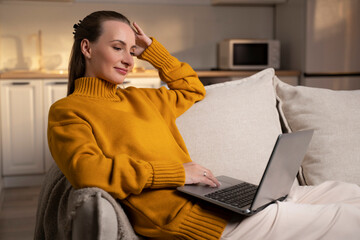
left=177, top=68, right=282, bottom=184
left=275, top=77, right=360, bottom=185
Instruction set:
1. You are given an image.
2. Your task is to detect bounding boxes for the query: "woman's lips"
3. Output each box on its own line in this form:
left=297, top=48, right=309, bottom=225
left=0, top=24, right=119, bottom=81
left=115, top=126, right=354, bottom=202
left=115, top=67, right=128, bottom=75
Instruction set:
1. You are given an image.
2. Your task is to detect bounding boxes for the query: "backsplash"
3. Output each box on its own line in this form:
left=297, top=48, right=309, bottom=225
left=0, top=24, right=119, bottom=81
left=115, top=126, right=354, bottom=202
left=0, top=1, right=274, bottom=72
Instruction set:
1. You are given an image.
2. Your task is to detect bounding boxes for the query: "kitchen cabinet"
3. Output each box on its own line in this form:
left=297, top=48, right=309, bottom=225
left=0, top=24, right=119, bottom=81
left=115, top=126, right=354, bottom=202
left=0, top=76, right=161, bottom=187
left=43, top=79, right=68, bottom=171
left=0, top=80, right=44, bottom=177
left=0, top=79, right=67, bottom=187
left=0, top=124, right=2, bottom=194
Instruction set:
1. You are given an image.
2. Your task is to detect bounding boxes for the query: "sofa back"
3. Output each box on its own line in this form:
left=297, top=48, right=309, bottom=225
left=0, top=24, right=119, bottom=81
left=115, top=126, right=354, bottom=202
left=177, top=68, right=360, bottom=186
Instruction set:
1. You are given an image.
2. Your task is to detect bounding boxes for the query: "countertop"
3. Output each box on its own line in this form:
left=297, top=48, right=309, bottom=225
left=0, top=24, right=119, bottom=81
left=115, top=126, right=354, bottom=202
left=196, top=70, right=300, bottom=77
left=0, top=69, right=300, bottom=80
left=0, top=70, right=160, bottom=80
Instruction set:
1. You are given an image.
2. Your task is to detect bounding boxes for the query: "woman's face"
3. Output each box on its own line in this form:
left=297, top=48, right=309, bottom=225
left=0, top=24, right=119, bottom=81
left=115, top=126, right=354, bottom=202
left=82, top=20, right=136, bottom=85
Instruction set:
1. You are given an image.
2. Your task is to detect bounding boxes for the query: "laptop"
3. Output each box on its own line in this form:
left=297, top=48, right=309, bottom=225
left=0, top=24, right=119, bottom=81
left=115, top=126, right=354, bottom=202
left=177, top=129, right=314, bottom=216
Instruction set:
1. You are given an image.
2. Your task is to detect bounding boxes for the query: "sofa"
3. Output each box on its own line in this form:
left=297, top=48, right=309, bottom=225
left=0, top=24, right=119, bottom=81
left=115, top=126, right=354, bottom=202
left=34, top=68, right=360, bottom=239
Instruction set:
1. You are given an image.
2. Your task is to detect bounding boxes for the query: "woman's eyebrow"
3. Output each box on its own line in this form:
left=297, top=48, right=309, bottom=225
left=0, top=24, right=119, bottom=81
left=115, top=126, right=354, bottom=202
left=110, top=40, right=136, bottom=49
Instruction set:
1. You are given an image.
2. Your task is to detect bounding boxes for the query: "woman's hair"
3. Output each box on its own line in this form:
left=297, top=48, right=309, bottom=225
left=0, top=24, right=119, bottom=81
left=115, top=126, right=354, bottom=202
left=68, top=11, right=131, bottom=95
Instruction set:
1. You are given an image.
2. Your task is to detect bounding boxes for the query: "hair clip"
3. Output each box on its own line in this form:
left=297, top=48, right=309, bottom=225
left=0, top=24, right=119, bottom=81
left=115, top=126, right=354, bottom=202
left=72, top=20, right=82, bottom=35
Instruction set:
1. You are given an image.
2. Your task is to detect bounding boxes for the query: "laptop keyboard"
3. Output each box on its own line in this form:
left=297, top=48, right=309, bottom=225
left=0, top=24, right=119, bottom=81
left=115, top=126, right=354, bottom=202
left=205, top=182, right=258, bottom=208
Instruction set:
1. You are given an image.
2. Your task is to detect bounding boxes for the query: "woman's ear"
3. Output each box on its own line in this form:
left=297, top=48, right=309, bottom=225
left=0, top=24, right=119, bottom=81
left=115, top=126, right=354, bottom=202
left=80, top=39, right=91, bottom=59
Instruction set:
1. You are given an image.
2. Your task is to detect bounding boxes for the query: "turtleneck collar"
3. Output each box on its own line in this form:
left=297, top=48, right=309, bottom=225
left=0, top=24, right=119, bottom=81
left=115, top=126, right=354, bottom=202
left=73, top=77, right=119, bottom=100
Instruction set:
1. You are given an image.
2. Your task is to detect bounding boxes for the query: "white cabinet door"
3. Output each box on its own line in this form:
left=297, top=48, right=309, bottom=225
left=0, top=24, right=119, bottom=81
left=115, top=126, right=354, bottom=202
left=43, top=79, right=68, bottom=171
left=0, top=80, right=44, bottom=175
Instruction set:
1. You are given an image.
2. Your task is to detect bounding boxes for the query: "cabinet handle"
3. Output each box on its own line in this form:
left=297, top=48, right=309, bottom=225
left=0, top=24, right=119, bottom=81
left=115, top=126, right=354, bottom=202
left=54, top=82, right=68, bottom=85
left=12, top=82, right=30, bottom=85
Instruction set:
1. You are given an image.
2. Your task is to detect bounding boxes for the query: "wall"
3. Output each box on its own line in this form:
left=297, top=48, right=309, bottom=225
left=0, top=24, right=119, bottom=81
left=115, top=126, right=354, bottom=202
left=0, top=1, right=274, bottom=71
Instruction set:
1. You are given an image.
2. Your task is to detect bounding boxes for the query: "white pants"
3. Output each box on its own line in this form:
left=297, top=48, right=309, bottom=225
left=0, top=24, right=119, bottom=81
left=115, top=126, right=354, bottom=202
left=221, top=181, right=360, bottom=240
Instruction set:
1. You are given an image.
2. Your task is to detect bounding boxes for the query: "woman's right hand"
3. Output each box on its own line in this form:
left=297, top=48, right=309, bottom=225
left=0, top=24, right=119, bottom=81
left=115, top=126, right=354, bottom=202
left=132, top=22, right=152, bottom=57
left=183, top=162, right=220, bottom=188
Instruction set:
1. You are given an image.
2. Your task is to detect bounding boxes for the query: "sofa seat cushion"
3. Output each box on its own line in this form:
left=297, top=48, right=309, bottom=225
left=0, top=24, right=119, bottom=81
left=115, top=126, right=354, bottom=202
left=275, top=78, right=360, bottom=185
left=177, top=68, right=282, bottom=185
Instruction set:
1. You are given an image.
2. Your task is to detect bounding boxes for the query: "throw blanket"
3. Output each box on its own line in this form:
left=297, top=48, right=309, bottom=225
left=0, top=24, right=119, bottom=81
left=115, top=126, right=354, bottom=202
left=34, top=164, right=142, bottom=240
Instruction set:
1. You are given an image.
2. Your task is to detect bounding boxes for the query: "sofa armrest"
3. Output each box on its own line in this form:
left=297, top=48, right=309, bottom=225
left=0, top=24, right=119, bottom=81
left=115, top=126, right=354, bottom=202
left=34, top=164, right=142, bottom=240
left=69, top=187, right=143, bottom=240
left=72, top=192, right=117, bottom=240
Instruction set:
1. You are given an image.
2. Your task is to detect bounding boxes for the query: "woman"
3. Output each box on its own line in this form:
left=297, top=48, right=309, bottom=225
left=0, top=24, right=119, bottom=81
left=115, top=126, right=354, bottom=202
left=49, top=10, right=227, bottom=239
left=48, top=10, right=360, bottom=240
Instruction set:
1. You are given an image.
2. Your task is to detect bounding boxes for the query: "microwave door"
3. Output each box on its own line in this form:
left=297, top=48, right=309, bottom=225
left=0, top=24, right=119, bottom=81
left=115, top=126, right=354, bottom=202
left=233, top=43, right=268, bottom=68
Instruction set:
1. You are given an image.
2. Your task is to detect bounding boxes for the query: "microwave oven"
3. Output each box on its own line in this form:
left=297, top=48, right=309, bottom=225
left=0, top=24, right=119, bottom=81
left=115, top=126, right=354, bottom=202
left=217, top=39, right=280, bottom=70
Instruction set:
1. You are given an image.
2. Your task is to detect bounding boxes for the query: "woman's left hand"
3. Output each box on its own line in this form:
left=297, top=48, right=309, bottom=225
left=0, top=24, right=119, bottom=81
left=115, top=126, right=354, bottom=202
left=133, top=22, right=152, bottom=56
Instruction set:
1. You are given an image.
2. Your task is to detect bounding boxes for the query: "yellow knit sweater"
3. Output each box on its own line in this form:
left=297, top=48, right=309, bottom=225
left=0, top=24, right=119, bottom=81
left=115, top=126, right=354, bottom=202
left=48, top=38, right=229, bottom=239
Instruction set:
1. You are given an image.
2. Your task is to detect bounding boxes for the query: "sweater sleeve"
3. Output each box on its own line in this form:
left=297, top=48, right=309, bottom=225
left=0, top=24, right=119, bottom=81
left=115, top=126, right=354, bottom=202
left=47, top=106, right=185, bottom=200
left=137, top=38, right=206, bottom=118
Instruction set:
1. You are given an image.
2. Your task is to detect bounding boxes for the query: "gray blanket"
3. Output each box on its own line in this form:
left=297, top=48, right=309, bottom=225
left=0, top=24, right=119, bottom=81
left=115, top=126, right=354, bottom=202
left=34, top=164, right=142, bottom=240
